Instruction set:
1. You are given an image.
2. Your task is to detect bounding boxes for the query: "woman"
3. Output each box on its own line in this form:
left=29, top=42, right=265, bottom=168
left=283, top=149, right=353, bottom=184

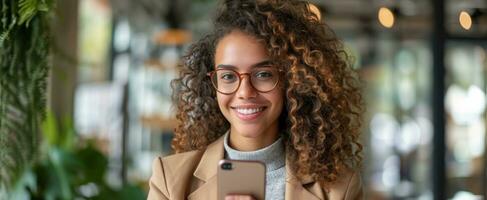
left=148, top=0, right=363, bottom=199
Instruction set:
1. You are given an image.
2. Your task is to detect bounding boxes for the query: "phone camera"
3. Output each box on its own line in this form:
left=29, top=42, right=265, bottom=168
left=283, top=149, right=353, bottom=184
left=221, top=162, right=232, bottom=170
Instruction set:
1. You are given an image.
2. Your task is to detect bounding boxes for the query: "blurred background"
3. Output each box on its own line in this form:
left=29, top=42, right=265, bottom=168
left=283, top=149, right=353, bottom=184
left=1, top=0, right=487, bottom=199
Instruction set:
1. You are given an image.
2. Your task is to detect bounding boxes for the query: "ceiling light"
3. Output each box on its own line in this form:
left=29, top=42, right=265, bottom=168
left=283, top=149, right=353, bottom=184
left=459, top=11, right=472, bottom=30
left=378, top=7, right=395, bottom=28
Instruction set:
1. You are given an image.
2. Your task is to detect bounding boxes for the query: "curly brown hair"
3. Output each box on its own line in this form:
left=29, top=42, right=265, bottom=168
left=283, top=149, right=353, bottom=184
left=171, top=0, right=363, bottom=185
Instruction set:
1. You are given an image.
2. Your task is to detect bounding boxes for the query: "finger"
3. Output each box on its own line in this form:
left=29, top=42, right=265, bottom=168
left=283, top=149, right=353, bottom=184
left=225, top=194, right=255, bottom=200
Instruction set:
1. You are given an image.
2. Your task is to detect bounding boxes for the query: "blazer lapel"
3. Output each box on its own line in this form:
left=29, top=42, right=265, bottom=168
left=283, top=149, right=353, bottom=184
left=187, top=136, right=225, bottom=200
left=187, top=175, right=217, bottom=200
left=285, top=159, right=323, bottom=200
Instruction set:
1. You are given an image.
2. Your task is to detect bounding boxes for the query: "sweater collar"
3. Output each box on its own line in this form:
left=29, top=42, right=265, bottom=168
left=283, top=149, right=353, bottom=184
left=223, top=131, right=285, bottom=172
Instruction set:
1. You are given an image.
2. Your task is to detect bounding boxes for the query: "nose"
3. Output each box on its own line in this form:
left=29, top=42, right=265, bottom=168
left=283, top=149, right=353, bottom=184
left=237, top=75, right=258, bottom=99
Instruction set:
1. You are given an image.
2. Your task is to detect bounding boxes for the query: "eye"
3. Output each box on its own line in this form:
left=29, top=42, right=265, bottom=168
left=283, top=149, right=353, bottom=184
left=219, top=72, right=237, bottom=82
left=254, top=71, right=274, bottom=79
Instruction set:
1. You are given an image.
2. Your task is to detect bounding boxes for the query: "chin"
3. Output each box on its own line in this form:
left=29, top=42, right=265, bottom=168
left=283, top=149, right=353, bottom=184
left=233, top=124, right=265, bottom=138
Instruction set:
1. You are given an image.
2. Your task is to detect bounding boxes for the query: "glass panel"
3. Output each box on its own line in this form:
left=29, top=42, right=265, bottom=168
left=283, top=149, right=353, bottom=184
left=445, top=42, right=487, bottom=199
left=327, top=0, right=434, bottom=198
left=359, top=39, right=433, bottom=199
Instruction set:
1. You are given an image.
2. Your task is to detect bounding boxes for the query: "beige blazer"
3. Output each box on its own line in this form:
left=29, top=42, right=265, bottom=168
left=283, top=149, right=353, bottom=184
left=147, top=135, right=363, bottom=200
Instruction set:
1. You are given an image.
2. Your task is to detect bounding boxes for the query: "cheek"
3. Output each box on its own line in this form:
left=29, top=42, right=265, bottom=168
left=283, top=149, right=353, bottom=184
left=216, top=93, right=231, bottom=112
left=275, top=88, right=285, bottom=104
left=268, top=91, right=284, bottom=113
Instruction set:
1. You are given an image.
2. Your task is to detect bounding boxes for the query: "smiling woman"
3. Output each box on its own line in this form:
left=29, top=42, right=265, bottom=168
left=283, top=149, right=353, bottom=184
left=148, top=0, right=364, bottom=199
left=213, top=30, right=284, bottom=151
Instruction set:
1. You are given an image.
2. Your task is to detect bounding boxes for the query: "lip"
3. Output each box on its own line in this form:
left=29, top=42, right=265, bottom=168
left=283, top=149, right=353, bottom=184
left=231, top=105, right=267, bottom=121
left=230, top=104, right=267, bottom=109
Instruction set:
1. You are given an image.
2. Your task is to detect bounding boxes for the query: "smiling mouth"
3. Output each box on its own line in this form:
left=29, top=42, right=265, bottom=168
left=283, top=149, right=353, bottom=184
left=231, top=106, right=267, bottom=115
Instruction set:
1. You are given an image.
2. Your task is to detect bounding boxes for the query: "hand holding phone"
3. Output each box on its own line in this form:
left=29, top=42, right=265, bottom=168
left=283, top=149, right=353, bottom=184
left=217, top=159, right=266, bottom=200
left=224, top=195, right=256, bottom=200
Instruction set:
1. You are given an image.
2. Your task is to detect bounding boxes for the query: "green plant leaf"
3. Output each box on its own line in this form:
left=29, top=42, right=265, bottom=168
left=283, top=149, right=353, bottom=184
left=60, top=116, right=75, bottom=150
left=117, top=184, right=147, bottom=200
left=42, top=110, right=59, bottom=145
left=48, top=148, right=73, bottom=199
left=8, top=166, right=36, bottom=199
left=76, top=143, right=108, bottom=183
left=37, top=3, right=49, bottom=12
left=18, top=0, right=38, bottom=26
left=0, top=0, right=52, bottom=194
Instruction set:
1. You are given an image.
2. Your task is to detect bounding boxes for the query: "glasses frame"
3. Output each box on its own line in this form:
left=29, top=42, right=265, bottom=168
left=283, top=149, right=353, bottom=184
left=207, top=68, right=283, bottom=95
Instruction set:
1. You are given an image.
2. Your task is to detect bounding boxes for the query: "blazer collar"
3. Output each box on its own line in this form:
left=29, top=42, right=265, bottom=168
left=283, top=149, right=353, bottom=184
left=193, top=135, right=225, bottom=181
left=285, top=158, right=322, bottom=200
left=188, top=136, right=225, bottom=200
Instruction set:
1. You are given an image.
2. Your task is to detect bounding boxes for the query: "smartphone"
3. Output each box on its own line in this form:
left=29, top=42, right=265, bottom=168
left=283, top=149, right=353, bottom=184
left=217, top=159, right=266, bottom=200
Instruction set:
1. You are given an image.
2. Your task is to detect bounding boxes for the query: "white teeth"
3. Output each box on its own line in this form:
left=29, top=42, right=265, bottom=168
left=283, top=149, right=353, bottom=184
left=235, top=107, right=264, bottom=115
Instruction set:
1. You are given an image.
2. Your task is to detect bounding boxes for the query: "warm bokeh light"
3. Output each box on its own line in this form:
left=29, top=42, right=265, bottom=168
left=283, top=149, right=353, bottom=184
left=378, top=7, right=395, bottom=28
left=459, top=11, right=472, bottom=30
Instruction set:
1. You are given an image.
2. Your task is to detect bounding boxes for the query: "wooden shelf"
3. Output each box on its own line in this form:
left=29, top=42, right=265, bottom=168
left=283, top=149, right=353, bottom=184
left=139, top=115, right=176, bottom=132
left=143, top=59, right=166, bottom=70
left=154, top=29, right=191, bottom=45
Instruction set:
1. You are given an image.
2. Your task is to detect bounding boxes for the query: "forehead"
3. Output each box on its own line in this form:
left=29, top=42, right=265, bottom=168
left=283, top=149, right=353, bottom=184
left=214, top=30, right=270, bottom=71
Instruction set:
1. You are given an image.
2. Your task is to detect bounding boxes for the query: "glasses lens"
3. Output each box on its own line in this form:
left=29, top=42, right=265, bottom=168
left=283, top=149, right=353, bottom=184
left=212, top=69, right=239, bottom=93
left=251, top=68, right=279, bottom=92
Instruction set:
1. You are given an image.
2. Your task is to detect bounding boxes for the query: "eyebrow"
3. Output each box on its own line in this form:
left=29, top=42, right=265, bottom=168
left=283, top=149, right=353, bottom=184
left=216, top=60, right=273, bottom=70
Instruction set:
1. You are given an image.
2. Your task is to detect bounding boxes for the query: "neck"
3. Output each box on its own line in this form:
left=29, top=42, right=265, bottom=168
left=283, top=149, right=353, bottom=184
left=228, top=125, right=279, bottom=151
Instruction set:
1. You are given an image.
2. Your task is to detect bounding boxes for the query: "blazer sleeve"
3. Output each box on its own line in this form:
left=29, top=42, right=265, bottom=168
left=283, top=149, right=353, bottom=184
left=344, top=171, right=364, bottom=200
left=147, top=157, right=170, bottom=200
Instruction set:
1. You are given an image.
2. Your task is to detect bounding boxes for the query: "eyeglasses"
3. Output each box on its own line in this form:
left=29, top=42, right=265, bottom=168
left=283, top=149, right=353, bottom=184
left=207, top=67, right=281, bottom=95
